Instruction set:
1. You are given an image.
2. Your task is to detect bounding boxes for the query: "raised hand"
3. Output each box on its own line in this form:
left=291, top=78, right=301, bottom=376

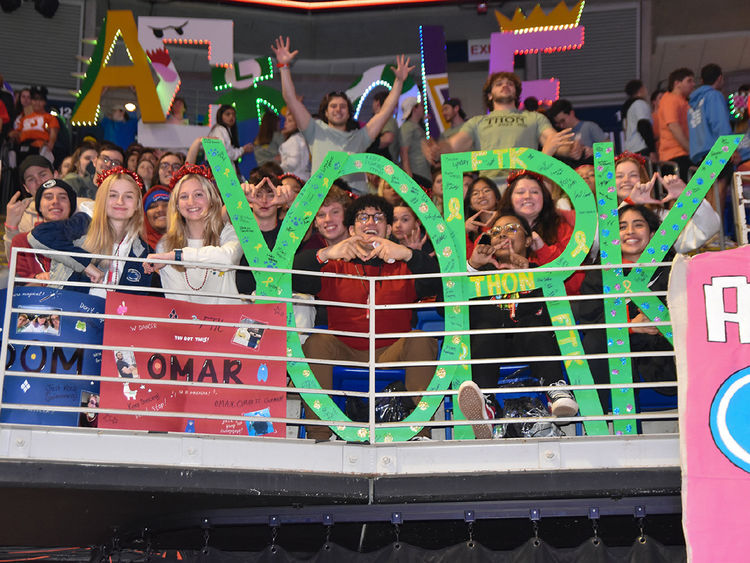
left=271, top=36, right=298, bottom=66
left=366, top=237, right=412, bottom=263
left=5, top=192, right=32, bottom=229
left=243, top=177, right=294, bottom=207
left=628, top=173, right=661, bottom=205
left=391, top=55, right=414, bottom=83
left=468, top=240, right=500, bottom=269
left=402, top=227, right=427, bottom=251
left=542, top=128, right=574, bottom=155
left=658, top=173, right=686, bottom=204
left=505, top=246, right=530, bottom=270
left=529, top=231, right=545, bottom=251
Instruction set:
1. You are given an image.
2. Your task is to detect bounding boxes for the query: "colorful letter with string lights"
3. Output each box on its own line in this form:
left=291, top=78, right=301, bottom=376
left=490, top=1, right=586, bottom=107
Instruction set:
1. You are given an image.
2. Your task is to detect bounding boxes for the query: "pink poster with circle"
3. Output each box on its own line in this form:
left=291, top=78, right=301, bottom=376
left=674, top=246, right=750, bottom=562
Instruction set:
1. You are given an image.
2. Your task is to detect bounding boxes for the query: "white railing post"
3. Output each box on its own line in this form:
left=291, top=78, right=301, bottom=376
left=368, top=275, right=376, bottom=445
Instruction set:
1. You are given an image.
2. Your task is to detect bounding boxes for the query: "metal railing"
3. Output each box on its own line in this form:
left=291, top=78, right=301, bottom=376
left=0, top=245, right=679, bottom=450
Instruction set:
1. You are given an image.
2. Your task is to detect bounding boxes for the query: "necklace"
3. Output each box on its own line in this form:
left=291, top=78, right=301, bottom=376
left=106, top=237, right=125, bottom=285
left=184, top=267, right=209, bottom=291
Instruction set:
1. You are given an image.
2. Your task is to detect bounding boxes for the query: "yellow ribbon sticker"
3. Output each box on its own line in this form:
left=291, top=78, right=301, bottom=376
left=446, top=197, right=462, bottom=222
left=570, top=230, right=589, bottom=257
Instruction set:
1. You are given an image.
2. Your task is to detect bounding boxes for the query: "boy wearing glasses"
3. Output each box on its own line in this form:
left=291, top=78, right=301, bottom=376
left=293, top=195, right=440, bottom=440
left=65, top=141, right=125, bottom=200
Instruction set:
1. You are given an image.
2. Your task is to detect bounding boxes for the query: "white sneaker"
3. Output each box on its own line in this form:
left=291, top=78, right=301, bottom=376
left=547, top=380, right=579, bottom=417
left=457, top=380, right=494, bottom=440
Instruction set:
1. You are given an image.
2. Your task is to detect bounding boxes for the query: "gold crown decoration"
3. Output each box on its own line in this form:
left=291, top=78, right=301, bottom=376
left=495, top=1, right=585, bottom=33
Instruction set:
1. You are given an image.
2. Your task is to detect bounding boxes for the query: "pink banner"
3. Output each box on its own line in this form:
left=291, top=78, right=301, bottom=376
left=679, top=246, right=750, bottom=561
left=99, top=293, right=287, bottom=437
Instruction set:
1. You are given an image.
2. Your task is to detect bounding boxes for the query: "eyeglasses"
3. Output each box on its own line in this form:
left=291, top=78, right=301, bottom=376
left=490, top=223, right=526, bottom=237
left=355, top=212, right=386, bottom=224
left=100, top=155, right=123, bottom=168
left=160, top=162, right=182, bottom=171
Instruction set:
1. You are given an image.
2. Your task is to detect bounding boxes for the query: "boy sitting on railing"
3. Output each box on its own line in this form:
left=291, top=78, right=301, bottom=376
left=292, top=194, right=441, bottom=441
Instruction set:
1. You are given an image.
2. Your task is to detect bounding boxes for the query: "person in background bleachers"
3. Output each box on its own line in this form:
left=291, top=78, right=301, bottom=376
left=136, top=155, right=156, bottom=191
left=367, top=90, right=400, bottom=162
left=575, top=164, right=596, bottom=193
left=207, top=105, right=254, bottom=170
left=166, top=97, right=189, bottom=125
left=273, top=36, right=413, bottom=196
left=58, top=156, right=73, bottom=177
left=64, top=142, right=98, bottom=184
left=156, top=152, right=183, bottom=187
left=650, top=88, right=665, bottom=153
left=11, top=85, right=58, bottom=164
left=430, top=169, right=443, bottom=213
left=399, top=97, right=432, bottom=185
left=440, top=98, right=467, bottom=141
left=622, top=79, right=657, bottom=162
left=100, top=104, right=138, bottom=152
left=28, top=168, right=152, bottom=297
left=547, top=98, right=608, bottom=163
left=688, top=63, right=735, bottom=217
left=278, top=109, right=311, bottom=181
left=125, top=145, right=142, bottom=172
left=144, top=164, right=242, bottom=304
left=657, top=67, right=695, bottom=181
left=254, top=111, right=283, bottom=167
left=65, top=141, right=125, bottom=200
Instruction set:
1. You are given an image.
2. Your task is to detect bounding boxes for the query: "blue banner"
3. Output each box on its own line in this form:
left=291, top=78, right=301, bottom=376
left=1, top=288, right=104, bottom=426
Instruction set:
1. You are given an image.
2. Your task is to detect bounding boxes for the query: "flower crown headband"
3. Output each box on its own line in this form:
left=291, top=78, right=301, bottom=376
left=506, top=169, right=545, bottom=186
left=169, top=163, right=215, bottom=191
left=95, top=166, right=145, bottom=192
left=614, top=151, right=647, bottom=168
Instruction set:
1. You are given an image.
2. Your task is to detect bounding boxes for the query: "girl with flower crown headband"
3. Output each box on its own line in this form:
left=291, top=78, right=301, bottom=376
left=143, top=164, right=243, bottom=304
left=614, top=152, right=720, bottom=253
left=28, top=168, right=153, bottom=296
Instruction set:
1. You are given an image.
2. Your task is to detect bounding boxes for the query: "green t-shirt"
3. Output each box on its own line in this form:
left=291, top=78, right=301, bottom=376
left=461, top=109, right=552, bottom=152
left=399, top=120, right=432, bottom=180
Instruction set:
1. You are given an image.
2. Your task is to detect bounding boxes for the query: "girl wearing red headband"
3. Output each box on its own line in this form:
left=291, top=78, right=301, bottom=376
left=28, top=168, right=153, bottom=295
left=143, top=165, right=243, bottom=304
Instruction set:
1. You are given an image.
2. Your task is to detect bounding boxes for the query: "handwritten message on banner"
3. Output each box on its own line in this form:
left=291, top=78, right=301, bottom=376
left=1, top=288, right=103, bottom=427
left=98, top=293, right=287, bottom=437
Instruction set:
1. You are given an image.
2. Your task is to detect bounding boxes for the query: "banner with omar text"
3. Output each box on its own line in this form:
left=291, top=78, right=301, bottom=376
left=98, top=293, right=287, bottom=437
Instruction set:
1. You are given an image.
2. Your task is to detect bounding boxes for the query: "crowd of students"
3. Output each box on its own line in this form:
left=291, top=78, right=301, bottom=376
left=2, top=55, right=741, bottom=440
